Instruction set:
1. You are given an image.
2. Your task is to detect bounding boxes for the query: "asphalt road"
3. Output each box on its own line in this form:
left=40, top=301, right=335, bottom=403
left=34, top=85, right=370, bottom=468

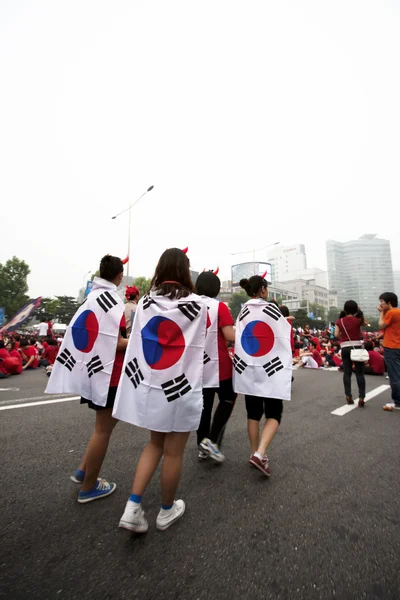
left=1, top=369, right=400, bottom=600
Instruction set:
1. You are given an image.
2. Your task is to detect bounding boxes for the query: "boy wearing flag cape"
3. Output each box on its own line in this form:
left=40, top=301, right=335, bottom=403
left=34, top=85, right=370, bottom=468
left=234, top=274, right=292, bottom=477
left=46, top=255, right=127, bottom=503
left=195, top=269, right=237, bottom=463
left=114, top=248, right=209, bottom=533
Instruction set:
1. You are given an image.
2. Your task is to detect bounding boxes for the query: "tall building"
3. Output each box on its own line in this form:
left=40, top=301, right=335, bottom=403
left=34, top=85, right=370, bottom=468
left=393, top=270, right=400, bottom=299
left=326, top=235, right=394, bottom=317
left=231, top=262, right=272, bottom=288
left=266, top=244, right=307, bottom=283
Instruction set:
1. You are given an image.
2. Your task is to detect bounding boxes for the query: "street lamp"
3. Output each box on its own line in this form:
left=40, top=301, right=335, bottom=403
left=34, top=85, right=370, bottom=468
left=82, top=270, right=91, bottom=287
left=111, top=185, right=154, bottom=277
left=231, top=242, right=280, bottom=275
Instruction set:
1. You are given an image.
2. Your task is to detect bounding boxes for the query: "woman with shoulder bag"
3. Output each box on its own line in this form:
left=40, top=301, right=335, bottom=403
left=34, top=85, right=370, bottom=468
left=334, top=300, right=367, bottom=407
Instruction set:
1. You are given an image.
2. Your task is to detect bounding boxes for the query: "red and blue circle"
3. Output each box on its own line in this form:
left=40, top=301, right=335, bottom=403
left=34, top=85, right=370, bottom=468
left=241, top=320, right=275, bottom=357
left=72, top=310, right=99, bottom=353
left=142, top=316, right=185, bottom=370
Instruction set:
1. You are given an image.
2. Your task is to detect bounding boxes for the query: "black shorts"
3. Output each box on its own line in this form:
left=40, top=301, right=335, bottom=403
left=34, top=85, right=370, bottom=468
left=245, top=395, right=283, bottom=424
left=80, top=386, right=117, bottom=411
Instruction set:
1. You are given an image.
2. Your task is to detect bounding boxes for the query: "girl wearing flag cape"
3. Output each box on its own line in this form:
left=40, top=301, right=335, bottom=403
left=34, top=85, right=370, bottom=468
left=196, top=270, right=237, bottom=463
left=114, top=248, right=208, bottom=533
left=46, top=255, right=127, bottom=503
left=234, top=274, right=292, bottom=477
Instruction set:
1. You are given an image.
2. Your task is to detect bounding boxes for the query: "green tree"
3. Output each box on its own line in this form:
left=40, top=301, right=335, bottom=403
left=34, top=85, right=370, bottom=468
left=35, top=297, right=61, bottom=321
left=0, top=256, right=31, bottom=319
left=228, top=292, right=248, bottom=320
left=327, top=306, right=340, bottom=324
left=55, top=296, right=78, bottom=324
left=293, top=308, right=309, bottom=328
left=134, top=276, right=152, bottom=297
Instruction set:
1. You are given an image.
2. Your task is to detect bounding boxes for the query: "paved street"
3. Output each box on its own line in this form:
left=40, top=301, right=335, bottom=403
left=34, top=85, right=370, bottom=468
left=1, top=369, right=400, bottom=600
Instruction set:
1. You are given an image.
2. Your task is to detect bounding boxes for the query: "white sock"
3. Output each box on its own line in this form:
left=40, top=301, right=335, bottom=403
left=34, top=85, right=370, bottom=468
left=254, top=451, right=263, bottom=460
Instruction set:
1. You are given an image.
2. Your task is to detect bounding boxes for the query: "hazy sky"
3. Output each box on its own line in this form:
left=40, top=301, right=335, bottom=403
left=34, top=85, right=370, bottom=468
left=1, top=0, right=399, bottom=298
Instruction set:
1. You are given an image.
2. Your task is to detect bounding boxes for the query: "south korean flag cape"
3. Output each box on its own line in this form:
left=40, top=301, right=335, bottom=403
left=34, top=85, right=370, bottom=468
left=233, top=299, right=292, bottom=401
left=46, top=277, right=124, bottom=407
left=201, top=296, right=219, bottom=388
left=113, top=291, right=208, bottom=432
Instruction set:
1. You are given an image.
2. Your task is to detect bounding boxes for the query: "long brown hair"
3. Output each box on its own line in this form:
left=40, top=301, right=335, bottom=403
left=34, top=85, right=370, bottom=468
left=149, top=248, right=195, bottom=299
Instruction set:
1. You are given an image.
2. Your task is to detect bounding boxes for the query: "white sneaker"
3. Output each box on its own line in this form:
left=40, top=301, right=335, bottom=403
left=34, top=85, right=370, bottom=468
left=156, top=500, right=186, bottom=531
left=198, top=449, right=208, bottom=460
left=119, top=500, right=149, bottom=533
left=199, top=438, right=225, bottom=463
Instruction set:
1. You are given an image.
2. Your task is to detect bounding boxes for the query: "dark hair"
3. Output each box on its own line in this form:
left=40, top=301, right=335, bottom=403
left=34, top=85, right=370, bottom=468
left=195, top=272, right=221, bottom=298
left=150, top=248, right=194, bottom=299
left=280, top=305, right=290, bottom=317
left=309, top=340, right=317, bottom=349
left=20, top=338, right=29, bottom=348
left=99, top=255, right=124, bottom=282
left=239, top=275, right=267, bottom=298
left=13, top=335, right=20, bottom=342
left=0, top=341, right=4, bottom=349
left=379, top=292, right=398, bottom=308
left=364, top=341, right=374, bottom=351
left=343, top=300, right=366, bottom=326
left=30, top=338, right=36, bottom=345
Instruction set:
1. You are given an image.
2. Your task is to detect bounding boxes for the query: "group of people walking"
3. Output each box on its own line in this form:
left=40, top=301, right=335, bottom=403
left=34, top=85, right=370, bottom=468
left=47, top=249, right=292, bottom=533
left=46, top=248, right=400, bottom=535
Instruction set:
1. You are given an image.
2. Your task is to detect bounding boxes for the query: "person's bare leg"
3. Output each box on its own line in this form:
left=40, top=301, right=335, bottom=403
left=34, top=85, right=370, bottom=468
left=80, top=409, right=117, bottom=491
left=161, top=432, right=190, bottom=507
left=247, top=419, right=260, bottom=454
left=131, top=431, right=165, bottom=496
left=257, top=419, right=279, bottom=456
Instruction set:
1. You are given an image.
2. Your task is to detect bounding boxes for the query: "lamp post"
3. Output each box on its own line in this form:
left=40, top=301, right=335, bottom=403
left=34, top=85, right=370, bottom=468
left=82, top=270, right=91, bottom=287
left=111, top=185, right=154, bottom=277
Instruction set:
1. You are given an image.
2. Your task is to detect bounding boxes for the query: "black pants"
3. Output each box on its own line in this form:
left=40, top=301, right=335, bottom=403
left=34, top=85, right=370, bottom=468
left=197, top=378, right=237, bottom=447
left=341, top=347, right=366, bottom=398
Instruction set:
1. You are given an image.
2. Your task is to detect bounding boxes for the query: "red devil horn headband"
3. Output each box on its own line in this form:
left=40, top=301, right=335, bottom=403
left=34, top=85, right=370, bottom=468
left=121, top=256, right=129, bottom=265
left=181, top=247, right=188, bottom=254
left=213, top=267, right=219, bottom=276
left=261, top=270, right=267, bottom=279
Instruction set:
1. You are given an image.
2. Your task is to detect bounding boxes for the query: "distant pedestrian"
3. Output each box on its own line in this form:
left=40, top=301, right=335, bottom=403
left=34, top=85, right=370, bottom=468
left=124, top=285, right=140, bottom=338
left=38, top=320, right=48, bottom=337
left=335, top=301, right=366, bottom=407
left=378, top=293, right=400, bottom=411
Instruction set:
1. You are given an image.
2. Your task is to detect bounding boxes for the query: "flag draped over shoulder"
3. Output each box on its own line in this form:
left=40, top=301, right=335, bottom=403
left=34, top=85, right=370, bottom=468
left=45, top=277, right=124, bottom=407
left=233, top=299, right=292, bottom=401
left=201, top=296, right=219, bottom=388
left=113, top=291, right=208, bottom=432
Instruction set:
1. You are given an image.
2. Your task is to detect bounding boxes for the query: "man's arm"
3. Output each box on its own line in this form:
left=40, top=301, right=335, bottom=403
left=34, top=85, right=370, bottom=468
left=378, top=306, right=388, bottom=330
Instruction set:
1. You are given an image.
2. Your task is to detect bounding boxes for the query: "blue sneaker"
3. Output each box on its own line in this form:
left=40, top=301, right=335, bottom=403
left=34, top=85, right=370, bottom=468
left=199, top=438, right=225, bottom=463
left=70, top=469, right=85, bottom=484
left=78, top=478, right=117, bottom=504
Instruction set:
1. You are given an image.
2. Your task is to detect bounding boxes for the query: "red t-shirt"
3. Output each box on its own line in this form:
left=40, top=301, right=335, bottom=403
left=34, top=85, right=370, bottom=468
left=24, top=346, right=40, bottom=368
left=336, top=317, right=362, bottom=343
left=368, top=350, right=385, bottom=374
left=0, top=348, right=9, bottom=374
left=43, top=345, right=58, bottom=365
left=312, top=349, right=323, bottom=367
left=110, top=316, right=126, bottom=387
left=217, top=302, right=234, bottom=381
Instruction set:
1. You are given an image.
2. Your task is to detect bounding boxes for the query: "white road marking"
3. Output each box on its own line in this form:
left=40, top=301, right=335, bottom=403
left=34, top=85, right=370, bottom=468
left=331, top=385, right=390, bottom=416
left=0, top=387, right=20, bottom=392
left=0, top=396, right=80, bottom=411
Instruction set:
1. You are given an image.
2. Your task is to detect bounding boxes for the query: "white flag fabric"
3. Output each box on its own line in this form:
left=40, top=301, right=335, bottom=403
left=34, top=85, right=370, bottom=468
left=201, top=296, right=219, bottom=388
left=45, top=277, right=124, bottom=407
left=113, top=291, right=208, bottom=432
left=233, top=299, right=292, bottom=401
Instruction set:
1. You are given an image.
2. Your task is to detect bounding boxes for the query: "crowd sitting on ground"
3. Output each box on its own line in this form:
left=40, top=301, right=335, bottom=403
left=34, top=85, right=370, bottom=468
left=0, top=333, right=63, bottom=378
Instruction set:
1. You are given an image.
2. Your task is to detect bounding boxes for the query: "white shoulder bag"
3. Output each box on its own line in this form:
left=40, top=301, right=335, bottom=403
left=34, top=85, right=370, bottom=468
left=341, top=319, right=369, bottom=362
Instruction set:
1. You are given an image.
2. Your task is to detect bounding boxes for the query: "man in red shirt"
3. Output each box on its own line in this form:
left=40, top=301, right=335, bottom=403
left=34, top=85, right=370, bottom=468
left=20, top=338, right=40, bottom=370
left=364, top=341, right=385, bottom=375
left=299, top=340, right=323, bottom=369
left=41, top=338, right=59, bottom=366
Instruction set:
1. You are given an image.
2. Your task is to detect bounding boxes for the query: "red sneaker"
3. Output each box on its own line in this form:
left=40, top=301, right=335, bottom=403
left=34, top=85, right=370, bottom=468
left=249, top=453, right=271, bottom=477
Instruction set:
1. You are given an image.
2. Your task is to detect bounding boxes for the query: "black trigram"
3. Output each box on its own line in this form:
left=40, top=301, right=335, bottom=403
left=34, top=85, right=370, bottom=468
left=238, top=307, right=250, bottom=322
left=96, top=291, right=118, bottom=313
left=125, top=358, right=144, bottom=389
left=142, top=295, right=155, bottom=310
left=262, top=303, right=282, bottom=321
left=178, top=301, right=201, bottom=321
left=162, top=374, right=192, bottom=402
left=263, top=357, right=284, bottom=377
left=56, top=348, right=76, bottom=372
left=87, top=355, right=104, bottom=378
left=233, top=354, right=247, bottom=374
left=203, top=352, right=211, bottom=365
